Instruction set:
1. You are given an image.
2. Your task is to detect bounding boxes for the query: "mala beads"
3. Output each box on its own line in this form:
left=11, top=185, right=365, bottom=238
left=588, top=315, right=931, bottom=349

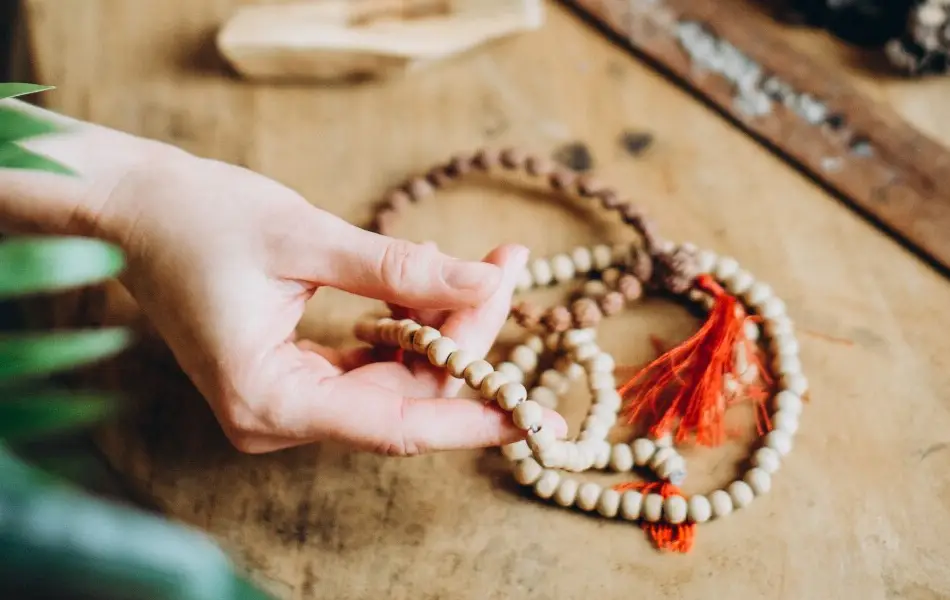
left=359, top=148, right=809, bottom=553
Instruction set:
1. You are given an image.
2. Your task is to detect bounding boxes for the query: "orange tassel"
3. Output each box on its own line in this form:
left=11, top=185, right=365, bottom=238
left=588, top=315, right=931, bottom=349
left=613, top=481, right=695, bottom=553
left=618, top=274, right=756, bottom=447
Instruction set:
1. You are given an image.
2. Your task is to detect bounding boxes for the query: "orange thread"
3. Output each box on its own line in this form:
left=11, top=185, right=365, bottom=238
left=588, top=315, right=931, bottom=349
left=617, top=275, right=750, bottom=447
left=612, top=481, right=695, bottom=553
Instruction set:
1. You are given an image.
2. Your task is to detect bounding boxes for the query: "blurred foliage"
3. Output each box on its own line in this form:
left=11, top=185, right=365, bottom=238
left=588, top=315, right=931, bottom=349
left=0, top=83, right=273, bottom=600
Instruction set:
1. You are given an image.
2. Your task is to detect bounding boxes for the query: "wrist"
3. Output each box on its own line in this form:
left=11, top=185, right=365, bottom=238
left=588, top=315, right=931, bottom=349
left=0, top=99, right=192, bottom=241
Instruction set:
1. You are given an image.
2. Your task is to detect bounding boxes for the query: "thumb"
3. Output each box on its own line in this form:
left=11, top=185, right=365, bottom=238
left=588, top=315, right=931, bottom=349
left=310, top=214, right=503, bottom=310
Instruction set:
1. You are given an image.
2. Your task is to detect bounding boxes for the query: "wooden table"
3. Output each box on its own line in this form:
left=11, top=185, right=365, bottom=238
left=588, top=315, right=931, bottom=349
left=21, top=0, right=950, bottom=598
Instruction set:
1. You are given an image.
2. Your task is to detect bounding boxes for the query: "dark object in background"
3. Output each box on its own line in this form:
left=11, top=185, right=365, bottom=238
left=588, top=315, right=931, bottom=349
left=885, top=0, right=950, bottom=75
left=553, top=141, right=594, bottom=171
left=777, top=0, right=950, bottom=76
left=779, top=0, right=913, bottom=46
left=619, top=130, right=654, bottom=157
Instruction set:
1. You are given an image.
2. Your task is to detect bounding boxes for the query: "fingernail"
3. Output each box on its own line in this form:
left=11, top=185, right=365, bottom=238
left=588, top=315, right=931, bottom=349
left=442, top=261, right=502, bottom=291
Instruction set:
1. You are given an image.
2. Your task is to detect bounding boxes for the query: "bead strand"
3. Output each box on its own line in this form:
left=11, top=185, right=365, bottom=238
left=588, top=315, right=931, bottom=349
left=354, top=242, right=807, bottom=532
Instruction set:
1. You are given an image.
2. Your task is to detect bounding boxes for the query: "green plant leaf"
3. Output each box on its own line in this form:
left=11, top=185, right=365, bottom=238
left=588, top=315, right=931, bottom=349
left=0, top=328, right=131, bottom=383
left=0, top=389, right=116, bottom=441
left=0, top=236, right=125, bottom=299
left=0, top=83, right=54, bottom=101
left=0, top=481, right=275, bottom=600
left=0, top=141, right=74, bottom=175
left=0, top=105, right=62, bottom=143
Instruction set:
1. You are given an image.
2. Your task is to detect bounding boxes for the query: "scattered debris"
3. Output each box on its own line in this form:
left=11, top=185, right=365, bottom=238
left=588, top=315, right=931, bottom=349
left=553, top=142, right=594, bottom=171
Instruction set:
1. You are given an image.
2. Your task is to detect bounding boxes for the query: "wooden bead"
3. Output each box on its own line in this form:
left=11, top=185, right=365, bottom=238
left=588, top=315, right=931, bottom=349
left=687, top=495, right=712, bottom=523
left=663, top=495, right=688, bottom=524
left=539, top=369, right=569, bottom=394
left=571, top=246, right=593, bottom=272
left=530, top=259, right=554, bottom=287
left=760, top=296, right=786, bottom=319
left=538, top=443, right=567, bottom=469
left=709, top=489, right=733, bottom=518
left=426, top=337, right=457, bottom=367
left=353, top=319, right=379, bottom=343
left=620, top=490, right=643, bottom=520
left=592, top=244, right=612, bottom=270
left=412, top=326, right=441, bottom=353
left=765, top=430, right=793, bottom=455
left=496, top=381, right=528, bottom=411
left=584, top=353, right=614, bottom=375
left=513, top=400, right=544, bottom=431
left=573, top=342, right=599, bottom=362
left=495, top=361, right=524, bottom=384
left=751, top=447, right=781, bottom=474
left=528, top=386, right=558, bottom=409
left=588, top=403, right=617, bottom=422
left=581, top=416, right=609, bottom=440
left=649, top=447, right=677, bottom=471
left=514, top=458, right=543, bottom=485
left=534, top=470, right=560, bottom=499
left=602, top=267, right=621, bottom=288
left=728, top=270, right=755, bottom=295
left=774, top=390, right=803, bottom=416
left=398, top=321, right=422, bottom=349
left=576, top=482, right=602, bottom=511
left=592, top=440, right=611, bottom=469
left=743, top=319, right=760, bottom=341
left=695, top=249, right=716, bottom=273
left=642, top=493, right=664, bottom=522
left=550, top=254, right=575, bottom=283
left=609, top=443, right=634, bottom=471
left=782, top=372, right=809, bottom=396
left=744, top=467, right=772, bottom=496
left=554, top=356, right=584, bottom=380
left=771, top=409, right=799, bottom=435
left=772, top=334, right=800, bottom=357
left=594, top=389, right=622, bottom=411
left=632, top=438, right=656, bottom=466
left=502, top=440, right=531, bottom=461
left=553, top=478, right=579, bottom=506
left=463, top=359, right=494, bottom=389
left=714, top=256, right=739, bottom=280
left=596, top=488, right=621, bottom=518
left=446, top=350, right=476, bottom=378
left=562, top=328, right=596, bottom=349
left=480, top=371, right=510, bottom=398
left=524, top=335, right=544, bottom=354
left=745, top=281, right=772, bottom=305
left=379, top=321, right=399, bottom=346
left=582, top=280, right=607, bottom=298
left=510, top=345, right=538, bottom=373
left=587, top=371, right=615, bottom=391
left=657, top=455, right=687, bottom=485
left=765, top=314, right=793, bottom=336
left=527, top=427, right=556, bottom=453
left=728, top=480, right=754, bottom=508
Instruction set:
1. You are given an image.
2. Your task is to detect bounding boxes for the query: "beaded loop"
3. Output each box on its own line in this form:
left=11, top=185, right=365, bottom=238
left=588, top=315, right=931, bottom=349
left=357, top=151, right=808, bottom=552
left=354, top=242, right=806, bottom=537
left=368, top=147, right=699, bottom=313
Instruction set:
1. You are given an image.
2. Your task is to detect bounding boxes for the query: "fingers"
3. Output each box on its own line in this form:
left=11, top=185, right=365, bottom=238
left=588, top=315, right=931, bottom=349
left=303, top=212, right=503, bottom=310
left=220, top=338, right=569, bottom=455
left=432, top=244, right=529, bottom=397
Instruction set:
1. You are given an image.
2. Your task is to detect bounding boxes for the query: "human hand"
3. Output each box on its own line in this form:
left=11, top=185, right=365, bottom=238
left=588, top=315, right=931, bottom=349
left=91, top=149, right=568, bottom=454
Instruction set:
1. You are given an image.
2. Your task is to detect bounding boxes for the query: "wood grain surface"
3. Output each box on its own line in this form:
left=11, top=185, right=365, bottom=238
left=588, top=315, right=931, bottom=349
left=20, top=0, right=950, bottom=598
left=566, top=0, right=950, bottom=276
